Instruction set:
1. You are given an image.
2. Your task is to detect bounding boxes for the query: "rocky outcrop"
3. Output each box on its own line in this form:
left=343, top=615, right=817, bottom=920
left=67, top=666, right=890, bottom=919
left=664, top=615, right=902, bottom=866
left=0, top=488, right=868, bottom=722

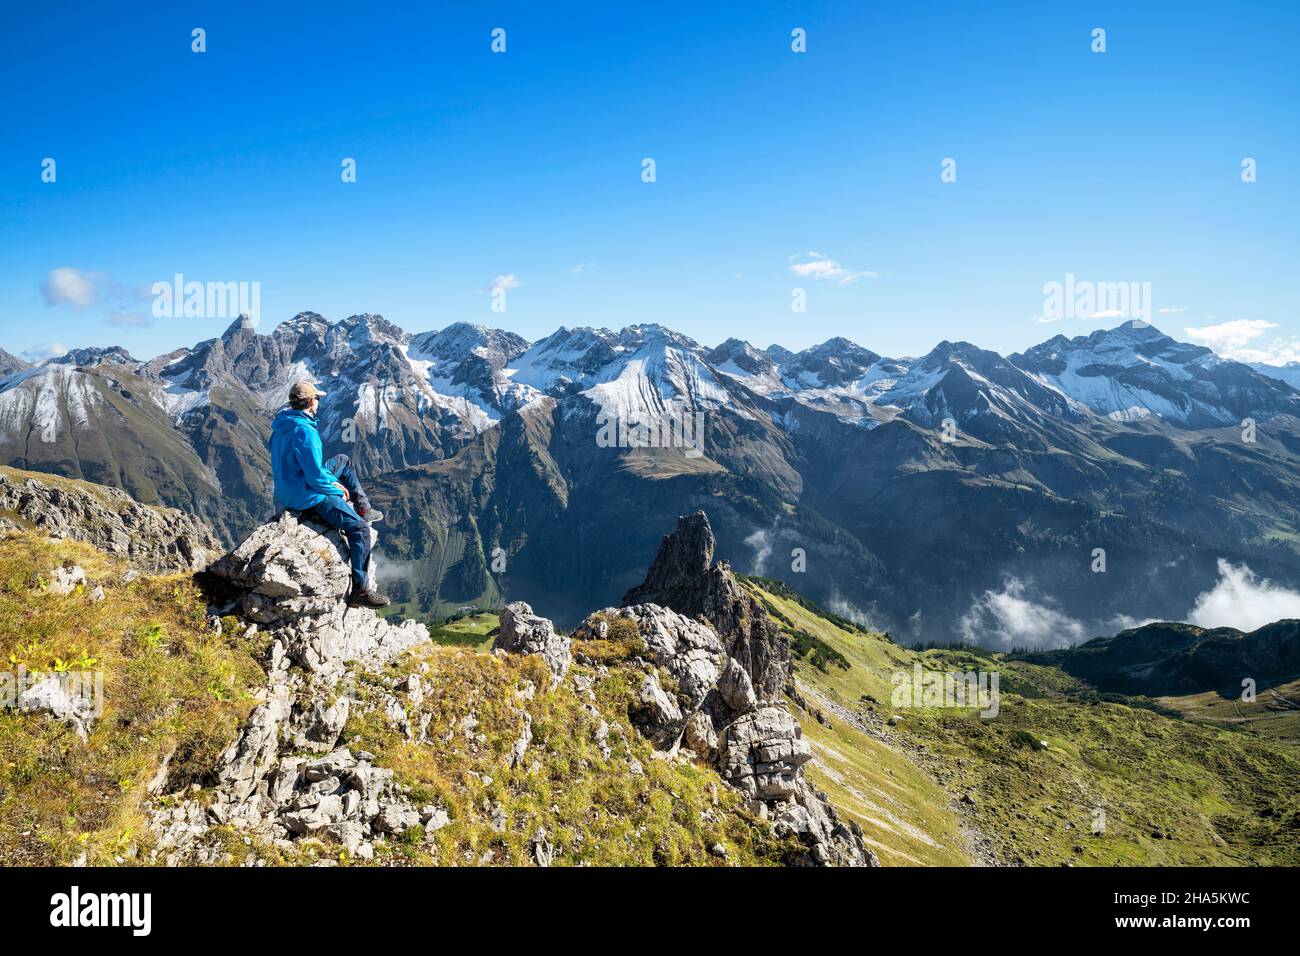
left=493, top=602, right=571, bottom=685
left=572, top=512, right=878, bottom=866
left=16, top=674, right=100, bottom=742
left=0, top=467, right=219, bottom=572
left=147, top=508, right=869, bottom=866
left=623, top=511, right=790, bottom=703
left=148, top=513, right=430, bottom=864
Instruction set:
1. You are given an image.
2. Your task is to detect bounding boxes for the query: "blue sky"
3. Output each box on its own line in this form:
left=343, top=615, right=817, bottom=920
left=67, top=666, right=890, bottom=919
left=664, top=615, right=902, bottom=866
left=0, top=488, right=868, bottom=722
left=2, top=1, right=1297, bottom=362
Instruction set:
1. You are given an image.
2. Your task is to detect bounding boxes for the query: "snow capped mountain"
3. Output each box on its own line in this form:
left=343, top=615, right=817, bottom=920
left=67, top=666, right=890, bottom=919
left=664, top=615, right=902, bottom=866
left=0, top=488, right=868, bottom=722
left=50, top=345, right=137, bottom=368
left=577, top=326, right=733, bottom=425
left=856, top=340, right=1086, bottom=441
left=7, top=314, right=1300, bottom=642
left=1011, top=320, right=1300, bottom=427
left=7, top=316, right=1298, bottom=458
left=711, top=335, right=1083, bottom=437
left=509, top=324, right=736, bottom=431
left=406, top=322, right=533, bottom=426
left=0, top=362, right=104, bottom=437
left=775, top=336, right=882, bottom=389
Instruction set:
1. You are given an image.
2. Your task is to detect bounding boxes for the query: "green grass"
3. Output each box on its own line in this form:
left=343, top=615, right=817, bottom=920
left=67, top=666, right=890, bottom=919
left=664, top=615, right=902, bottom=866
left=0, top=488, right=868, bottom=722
left=746, top=580, right=1300, bottom=867
left=342, top=646, right=800, bottom=866
left=902, top=688, right=1300, bottom=865
left=1159, top=677, right=1300, bottom=741
left=0, top=533, right=264, bottom=865
left=750, top=584, right=970, bottom=865
left=0, top=532, right=799, bottom=867
left=424, top=612, right=499, bottom=651
left=10, top=520, right=1296, bottom=868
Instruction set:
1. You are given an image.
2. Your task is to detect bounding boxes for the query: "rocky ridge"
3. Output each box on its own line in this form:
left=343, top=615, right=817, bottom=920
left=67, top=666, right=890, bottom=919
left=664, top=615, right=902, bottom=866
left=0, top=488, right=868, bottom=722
left=147, top=513, right=431, bottom=863
left=497, top=510, right=876, bottom=866
left=142, top=508, right=872, bottom=865
left=0, top=466, right=219, bottom=573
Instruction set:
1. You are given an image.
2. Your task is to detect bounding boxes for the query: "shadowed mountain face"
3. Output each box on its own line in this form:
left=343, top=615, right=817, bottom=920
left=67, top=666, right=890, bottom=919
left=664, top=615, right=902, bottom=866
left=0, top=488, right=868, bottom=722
left=6, top=315, right=1300, bottom=643
left=623, top=511, right=792, bottom=703
left=1017, top=619, right=1300, bottom=697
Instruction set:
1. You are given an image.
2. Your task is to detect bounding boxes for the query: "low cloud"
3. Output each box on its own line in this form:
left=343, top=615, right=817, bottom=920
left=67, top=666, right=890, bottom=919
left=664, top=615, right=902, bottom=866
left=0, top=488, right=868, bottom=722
left=827, top=592, right=879, bottom=631
left=744, top=528, right=773, bottom=575
left=957, top=577, right=1086, bottom=650
left=1186, top=560, right=1300, bottom=631
left=788, top=251, right=877, bottom=285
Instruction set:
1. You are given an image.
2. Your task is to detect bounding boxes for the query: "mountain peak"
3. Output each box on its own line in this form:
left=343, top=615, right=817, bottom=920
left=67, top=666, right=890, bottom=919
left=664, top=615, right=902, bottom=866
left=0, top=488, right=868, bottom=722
left=410, top=322, right=528, bottom=366
left=221, top=314, right=258, bottom=339
left=273, top=311, right=329, bottom=334
left=624, top=512, right=716, bottom=601
left=50, top=345, right=138, bottom=368
left=808, top=335, right=866, bottom=354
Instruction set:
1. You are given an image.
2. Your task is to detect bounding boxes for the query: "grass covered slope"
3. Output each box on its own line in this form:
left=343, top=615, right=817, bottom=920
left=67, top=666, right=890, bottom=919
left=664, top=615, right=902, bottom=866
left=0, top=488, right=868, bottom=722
left=0, top=532, right=796, bottom=866
left=1159, top=676, right=1300, bottom=740
left=343, top=646, right=797, bottom=866
left=0, top=534, right=264, bottom=865
left=744, top=578, right=1300, bottom=866
left=745, top=578, right=970, bottom=866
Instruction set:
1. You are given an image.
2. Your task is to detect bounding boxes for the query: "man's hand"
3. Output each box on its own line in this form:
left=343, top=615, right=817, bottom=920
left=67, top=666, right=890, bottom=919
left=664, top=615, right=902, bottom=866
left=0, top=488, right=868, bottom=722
left=335, top=482, right=350, bottom=502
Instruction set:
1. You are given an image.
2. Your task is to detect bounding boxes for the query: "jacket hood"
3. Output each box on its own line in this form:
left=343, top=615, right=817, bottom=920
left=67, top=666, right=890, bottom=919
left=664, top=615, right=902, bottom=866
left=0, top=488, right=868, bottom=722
left=272, top=407, right=317, bottom=436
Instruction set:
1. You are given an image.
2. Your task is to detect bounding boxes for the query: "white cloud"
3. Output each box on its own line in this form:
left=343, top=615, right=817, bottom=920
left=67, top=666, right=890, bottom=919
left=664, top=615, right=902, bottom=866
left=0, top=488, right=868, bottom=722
left=1157, top=306, right=1187, bottom=314
left=39, top=267, right=149, bottom=315
left=41, top=267, right=99, bottom=309
left=488, top=274, right=521, bottom=292
left=1087, top=309, right=1127, bottom=320
left=570, top=262, right=594, bottom=274
left=1186, top=560, right=1300, bottom=631
left=1230, top=341, right=1300, bottom=366
left=1183, top=318, right=1300, bottom=365
left=788, top=251, right=877, bottom=285
left=22, top=342, right=68, bottom=362
left=957, top=577, right=1087, bottom=649
left=1184, top=318, right=1277, bottom=352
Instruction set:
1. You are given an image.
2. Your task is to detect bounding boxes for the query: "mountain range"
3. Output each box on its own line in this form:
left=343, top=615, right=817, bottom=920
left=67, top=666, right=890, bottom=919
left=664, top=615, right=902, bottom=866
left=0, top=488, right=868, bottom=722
left=5, top=314, right=1300, bottom=643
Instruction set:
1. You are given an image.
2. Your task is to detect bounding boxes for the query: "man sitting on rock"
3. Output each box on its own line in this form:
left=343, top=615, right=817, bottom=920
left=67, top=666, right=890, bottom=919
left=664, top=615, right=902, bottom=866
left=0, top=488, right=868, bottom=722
left=270, top=381, right=390, bottom=608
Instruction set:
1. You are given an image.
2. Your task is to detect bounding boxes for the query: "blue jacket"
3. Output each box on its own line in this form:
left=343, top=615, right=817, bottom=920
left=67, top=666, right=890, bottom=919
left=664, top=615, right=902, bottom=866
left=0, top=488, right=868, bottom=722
left=269, top=408, right=339, bottom=511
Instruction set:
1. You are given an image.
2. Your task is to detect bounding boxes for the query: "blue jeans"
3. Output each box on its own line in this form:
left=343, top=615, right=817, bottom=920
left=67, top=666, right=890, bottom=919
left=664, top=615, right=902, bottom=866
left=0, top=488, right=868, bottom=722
left=303, top=454, right=373, bottom=590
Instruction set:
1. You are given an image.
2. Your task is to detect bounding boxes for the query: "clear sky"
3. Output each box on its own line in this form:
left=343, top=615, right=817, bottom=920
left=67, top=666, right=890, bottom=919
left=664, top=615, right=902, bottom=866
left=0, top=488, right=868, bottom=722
left=2, top=1, right=1297, bottom=363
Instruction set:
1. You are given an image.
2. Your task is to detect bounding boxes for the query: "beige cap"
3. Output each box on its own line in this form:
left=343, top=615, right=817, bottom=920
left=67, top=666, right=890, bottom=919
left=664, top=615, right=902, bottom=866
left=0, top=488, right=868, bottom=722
left=289, top=380, right=327, bottom=403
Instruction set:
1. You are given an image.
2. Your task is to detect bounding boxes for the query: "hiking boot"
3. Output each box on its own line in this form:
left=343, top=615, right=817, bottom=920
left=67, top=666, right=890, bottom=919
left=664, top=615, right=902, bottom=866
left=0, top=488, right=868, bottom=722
left=359, top=507, right=383, bottom=525
left=347, top=586, right=390, bottom=609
